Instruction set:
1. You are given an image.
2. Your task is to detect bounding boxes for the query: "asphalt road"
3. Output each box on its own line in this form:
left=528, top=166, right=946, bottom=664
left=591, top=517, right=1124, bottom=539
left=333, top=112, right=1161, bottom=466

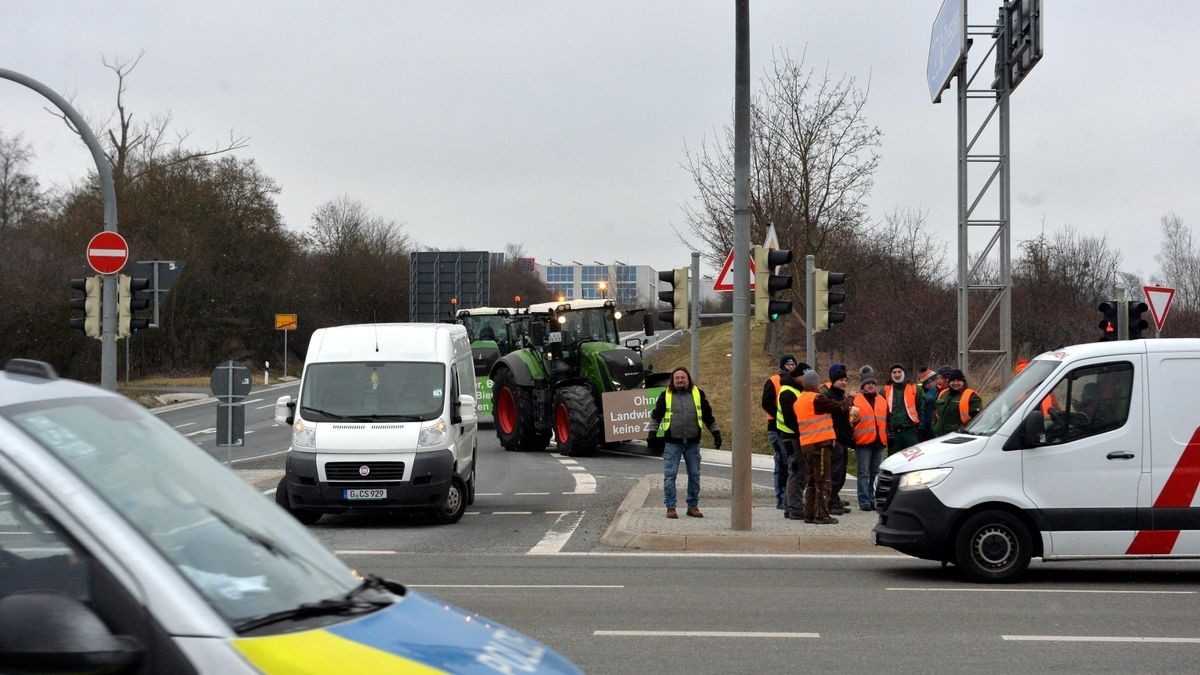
left=152, top=374, right=1200, bottom=673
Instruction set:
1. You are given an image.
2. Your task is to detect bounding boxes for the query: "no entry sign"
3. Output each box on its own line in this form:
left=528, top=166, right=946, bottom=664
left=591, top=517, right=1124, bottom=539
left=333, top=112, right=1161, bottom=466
left=86, top=231, right=129, bottom=275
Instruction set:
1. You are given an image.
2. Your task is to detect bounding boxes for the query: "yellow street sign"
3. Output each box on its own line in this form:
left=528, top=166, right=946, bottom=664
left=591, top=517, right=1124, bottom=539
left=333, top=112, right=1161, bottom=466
left=275, top=314, right=297, bottom=330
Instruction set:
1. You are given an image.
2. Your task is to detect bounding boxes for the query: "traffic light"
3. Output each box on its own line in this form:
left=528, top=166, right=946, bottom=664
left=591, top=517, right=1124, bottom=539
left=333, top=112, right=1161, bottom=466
left=1097, top=300, right=1119, bottom=342
left=752, top=246, right=794, bottom=324
left=657, top=267, right=688, bottom=330
left=117, top=274, right=152, bottom=338
left=814, top=268, right=847, bottom=331
left=70, top=276, right=102, bottom=338
left=1128, top=301, right=1149, bottom=340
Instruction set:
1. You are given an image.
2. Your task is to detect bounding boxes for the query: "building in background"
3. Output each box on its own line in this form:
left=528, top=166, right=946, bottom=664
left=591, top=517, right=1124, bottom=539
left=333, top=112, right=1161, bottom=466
left=537, top=261, right=656, bottom=308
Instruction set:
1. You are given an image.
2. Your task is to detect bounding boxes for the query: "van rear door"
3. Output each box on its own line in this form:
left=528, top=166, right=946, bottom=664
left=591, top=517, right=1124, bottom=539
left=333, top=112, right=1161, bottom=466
left=1020, top=356, right=1145, bottom=557
left=1142, top=350, right=1200, bottom=556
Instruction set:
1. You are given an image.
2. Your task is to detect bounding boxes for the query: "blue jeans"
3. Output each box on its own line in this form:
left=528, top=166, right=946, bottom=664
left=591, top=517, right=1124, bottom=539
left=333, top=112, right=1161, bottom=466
left=768, top=430, right=789, bottom=506
left=856, top=442, right=885, bottom=507
left=663, top=441, right=701, bottom=509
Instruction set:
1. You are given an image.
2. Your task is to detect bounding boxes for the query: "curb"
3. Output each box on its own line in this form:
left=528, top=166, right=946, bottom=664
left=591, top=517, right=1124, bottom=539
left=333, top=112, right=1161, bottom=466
left=601, top=475, right=884, bottom=554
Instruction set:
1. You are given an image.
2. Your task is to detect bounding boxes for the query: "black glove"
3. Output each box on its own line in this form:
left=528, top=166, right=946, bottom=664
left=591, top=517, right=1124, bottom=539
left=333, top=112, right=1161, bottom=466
left=647, top=432, right=657, bottom=446
left=712, top=430, right=723, bottom=449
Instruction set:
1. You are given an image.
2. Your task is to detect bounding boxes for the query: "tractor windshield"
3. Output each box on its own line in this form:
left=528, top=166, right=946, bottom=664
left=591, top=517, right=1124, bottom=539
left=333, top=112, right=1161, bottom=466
left=460, top=315, right=509, bottom=345
left=559, top=308, right=620, bottom=345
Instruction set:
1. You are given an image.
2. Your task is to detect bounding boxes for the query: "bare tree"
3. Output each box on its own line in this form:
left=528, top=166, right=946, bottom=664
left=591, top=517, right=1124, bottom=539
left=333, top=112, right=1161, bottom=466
left=0, top=130, right=47, bottom=232
left=681, top=50, right=881, bottom=271
left=48, top=52, right=248, bottom=198
left=1155, top=213, right=1200, bottom=311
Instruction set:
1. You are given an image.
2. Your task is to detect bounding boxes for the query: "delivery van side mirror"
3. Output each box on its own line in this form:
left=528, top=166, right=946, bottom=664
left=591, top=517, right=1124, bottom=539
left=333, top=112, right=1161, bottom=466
left=1006, top=408, right=1045, bottom=450
left=275, top=395, right=295, bottom=426
left=0, top=592, right=145, bottom=674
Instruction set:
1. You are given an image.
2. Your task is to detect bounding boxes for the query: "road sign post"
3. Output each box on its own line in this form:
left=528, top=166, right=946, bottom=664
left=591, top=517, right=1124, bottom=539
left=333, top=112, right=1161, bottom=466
left=275, top=314, right=297, bottom=379
left=211, top=360, right=252, bottom=461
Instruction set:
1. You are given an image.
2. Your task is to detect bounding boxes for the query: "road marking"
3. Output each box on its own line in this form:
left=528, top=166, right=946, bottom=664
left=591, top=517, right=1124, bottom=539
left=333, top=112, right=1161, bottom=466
left=528, top=511, right=585, bottom=555
left=532, top=551, right=908, bottom=559
left=412, top=584, right=622, bottom=589
left=567, top=472, right=597, bottom=494
left=255, top=403, right=275, bottom=410
left=558, top=459, right=579, bottom=465
left=492, top=511, right=534, bottom=515
left=594, top=630, right=818, bottom=639
left=335, top=550, right=397, bottom=556
left=242, top=398, right=263, bottom=405
left=515, top=492, right=550, bottom=496
left=244, top=430, right=255, bottom=435
left=889, top=587, right=1195, bottom=595
left=231, top=449, right=288, bottom=464
left=565, top=465, right=586, bottom=472
left=261, top=488, right=277, bottom=496
left=173, top=422, right=196, bottom=429
left=475, top=493, right=503, bottom=497
left=1002, top=635, right=1200, bottom=644
left=185, top=428, right=216, bottom=437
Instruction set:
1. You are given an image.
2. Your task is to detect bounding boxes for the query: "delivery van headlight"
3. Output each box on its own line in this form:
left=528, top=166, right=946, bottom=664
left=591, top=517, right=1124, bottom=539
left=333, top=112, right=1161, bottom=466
left=292, top=419, right=316, bottom=448
left=898, top=468, right=952, bottom=490
left=419, top=419, right=448, bottom=448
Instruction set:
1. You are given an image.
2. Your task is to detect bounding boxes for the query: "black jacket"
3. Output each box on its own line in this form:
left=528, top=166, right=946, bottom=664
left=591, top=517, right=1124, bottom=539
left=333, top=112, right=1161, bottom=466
left=761, top=370, right=789, bottom=432
left=825, top=385, right=857, bottom=448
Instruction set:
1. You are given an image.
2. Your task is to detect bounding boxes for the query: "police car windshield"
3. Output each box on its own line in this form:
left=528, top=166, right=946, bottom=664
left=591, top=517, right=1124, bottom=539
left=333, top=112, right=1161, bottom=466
left=300, top=361, right=445, bottom=422
left=4, top=396, right=361, bottom=628
left=962, top=360, right=1059, bottom=436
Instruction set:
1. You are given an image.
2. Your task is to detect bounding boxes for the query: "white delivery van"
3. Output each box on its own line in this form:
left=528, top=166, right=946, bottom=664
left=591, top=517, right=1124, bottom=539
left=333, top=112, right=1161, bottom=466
left=874, top=338, right=1200, bottom=582
left=274, top=324, right=477, bottom=525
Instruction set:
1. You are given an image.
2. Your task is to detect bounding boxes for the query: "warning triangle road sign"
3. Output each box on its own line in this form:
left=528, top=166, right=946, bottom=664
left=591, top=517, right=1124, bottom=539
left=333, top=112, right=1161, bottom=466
left=1143, top=285, right=1175, bottom=332
left=712, top=249, right=755, bottom=292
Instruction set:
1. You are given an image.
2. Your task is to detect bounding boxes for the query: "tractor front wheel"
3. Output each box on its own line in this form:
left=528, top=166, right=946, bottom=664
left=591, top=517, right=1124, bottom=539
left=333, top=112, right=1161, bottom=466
left=493, top=367, right=546, bottom=451
left=553, top=385, right=601, bottom=457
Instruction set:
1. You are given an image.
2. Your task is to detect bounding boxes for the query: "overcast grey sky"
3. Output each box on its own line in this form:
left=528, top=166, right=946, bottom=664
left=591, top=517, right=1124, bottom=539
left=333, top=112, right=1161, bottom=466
left=3, top=1, right=1197, bottom=281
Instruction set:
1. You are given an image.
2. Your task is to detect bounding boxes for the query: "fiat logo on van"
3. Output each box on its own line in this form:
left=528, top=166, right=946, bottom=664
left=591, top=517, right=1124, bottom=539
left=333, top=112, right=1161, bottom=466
left=359, top=465, right=370, bottom=477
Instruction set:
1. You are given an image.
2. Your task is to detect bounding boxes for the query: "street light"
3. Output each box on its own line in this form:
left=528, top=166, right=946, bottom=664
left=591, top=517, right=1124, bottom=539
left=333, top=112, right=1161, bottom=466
left=598, top=281, right=608, bottom=298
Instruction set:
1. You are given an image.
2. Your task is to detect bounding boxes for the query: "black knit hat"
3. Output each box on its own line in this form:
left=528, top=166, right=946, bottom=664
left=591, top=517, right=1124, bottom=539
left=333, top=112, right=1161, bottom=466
left=948, top=369, right=966, bottom=383
left=779, top=354, right=798, bottom=369
left=829, top=362, right=848, bottom=382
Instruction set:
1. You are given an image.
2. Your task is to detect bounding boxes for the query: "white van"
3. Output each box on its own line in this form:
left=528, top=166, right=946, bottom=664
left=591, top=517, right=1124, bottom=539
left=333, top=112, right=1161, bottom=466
left=874, top=338, right=1200, bottom=582
left=274, top=323, right=477, bottom=525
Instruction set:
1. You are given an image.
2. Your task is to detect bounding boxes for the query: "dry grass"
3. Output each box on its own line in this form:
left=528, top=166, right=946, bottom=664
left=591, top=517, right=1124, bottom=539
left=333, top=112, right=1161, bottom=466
left=123, top=374, right=214, bottom=388
left=646, top=322, right=790, bottom=456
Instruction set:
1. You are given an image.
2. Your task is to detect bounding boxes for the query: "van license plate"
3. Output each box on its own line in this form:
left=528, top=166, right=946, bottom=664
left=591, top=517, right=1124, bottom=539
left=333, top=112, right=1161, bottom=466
left=344, top=489, right=387, bottom=500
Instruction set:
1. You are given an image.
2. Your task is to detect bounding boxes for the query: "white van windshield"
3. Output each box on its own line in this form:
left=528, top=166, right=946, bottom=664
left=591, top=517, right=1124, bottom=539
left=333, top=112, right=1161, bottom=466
left=963, top=360, right=1059, bottom=435
left=300, top=361, right=446, bottom=422
left=4, top=396, right=360, bottom=627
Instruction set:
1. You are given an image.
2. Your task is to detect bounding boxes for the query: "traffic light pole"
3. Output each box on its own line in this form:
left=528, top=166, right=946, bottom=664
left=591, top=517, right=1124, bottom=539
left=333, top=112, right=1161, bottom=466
left=730, top=0, right=752, bottom=531
left=1, top=68, right=120, bottom=391
left=805, top=255, right=816, bottom=369
left=690, top=251, right=700, bottom=382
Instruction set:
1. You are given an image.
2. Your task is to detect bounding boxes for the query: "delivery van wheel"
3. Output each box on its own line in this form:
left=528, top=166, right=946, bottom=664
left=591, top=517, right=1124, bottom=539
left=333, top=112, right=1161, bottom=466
left=955, top=510, right=1032, bottom=583
left=554, top=385, right=600, bottom=457
left=275, top=479, right=322, bottom=525
left=428, top=477, right=466, bottom=525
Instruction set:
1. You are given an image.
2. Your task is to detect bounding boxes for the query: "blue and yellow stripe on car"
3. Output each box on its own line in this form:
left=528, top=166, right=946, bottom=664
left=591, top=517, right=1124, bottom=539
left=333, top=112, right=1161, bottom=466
left=233, top=590, right=580, bottom=674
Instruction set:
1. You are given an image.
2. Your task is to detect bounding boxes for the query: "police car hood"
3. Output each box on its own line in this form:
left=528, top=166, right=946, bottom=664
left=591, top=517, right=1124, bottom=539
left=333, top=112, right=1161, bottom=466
left=879, top=433, right=988, bottom=473
left=233, top=589, right=579, bottom=673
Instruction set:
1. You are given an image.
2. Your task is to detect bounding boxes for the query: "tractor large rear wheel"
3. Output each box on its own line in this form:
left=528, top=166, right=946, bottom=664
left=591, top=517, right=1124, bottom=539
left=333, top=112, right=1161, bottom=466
left=553, top=385, right=601, bottom=457
left=493, top=367, right=547, bottom=451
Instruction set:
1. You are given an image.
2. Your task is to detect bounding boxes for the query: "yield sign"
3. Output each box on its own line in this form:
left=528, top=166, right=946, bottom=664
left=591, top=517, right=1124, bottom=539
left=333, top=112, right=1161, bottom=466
left=1143, top=285, right=1176, bottom=332
left=712, top=248, right=755, bottom=292
left=86, top=231, right=129, bottom=275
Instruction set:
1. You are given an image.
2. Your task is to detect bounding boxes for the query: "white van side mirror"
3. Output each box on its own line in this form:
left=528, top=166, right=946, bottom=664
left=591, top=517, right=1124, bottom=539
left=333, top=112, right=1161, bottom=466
left=457, top=394, right=477, bottom=420
left=274, top=395, right=295, bottom=426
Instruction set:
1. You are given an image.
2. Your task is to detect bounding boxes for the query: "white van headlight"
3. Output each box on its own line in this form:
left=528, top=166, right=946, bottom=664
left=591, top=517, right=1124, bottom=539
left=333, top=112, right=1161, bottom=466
left=292, top=419, right=316, bottom=449
left=419, top=419, right=448, bottom=448
left=898, top=468, right=952, bottom=490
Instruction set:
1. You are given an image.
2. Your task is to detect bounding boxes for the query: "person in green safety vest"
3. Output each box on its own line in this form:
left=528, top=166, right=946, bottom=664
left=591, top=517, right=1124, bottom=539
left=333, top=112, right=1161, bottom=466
left=648, top=367, right=721, bottom=519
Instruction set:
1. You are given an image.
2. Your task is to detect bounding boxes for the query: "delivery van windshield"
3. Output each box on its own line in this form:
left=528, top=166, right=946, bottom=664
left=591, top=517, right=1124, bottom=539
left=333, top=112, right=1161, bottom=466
left=962, top=359, right=1058, bottom=435
left=4, top=396, right=361, bottom=627
left=301, top=361, right=446, bottom=421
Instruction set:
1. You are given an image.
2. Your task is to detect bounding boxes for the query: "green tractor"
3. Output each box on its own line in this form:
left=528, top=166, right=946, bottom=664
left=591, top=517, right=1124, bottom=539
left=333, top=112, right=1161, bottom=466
left=455, top=307, right=517, bottom=416
left=489, top=299, right=666, bottom=457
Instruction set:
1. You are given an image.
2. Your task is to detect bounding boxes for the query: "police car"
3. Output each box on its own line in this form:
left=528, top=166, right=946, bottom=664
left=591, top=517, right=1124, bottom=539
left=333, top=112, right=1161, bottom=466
left=0, top=359, right=579, bottom=674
